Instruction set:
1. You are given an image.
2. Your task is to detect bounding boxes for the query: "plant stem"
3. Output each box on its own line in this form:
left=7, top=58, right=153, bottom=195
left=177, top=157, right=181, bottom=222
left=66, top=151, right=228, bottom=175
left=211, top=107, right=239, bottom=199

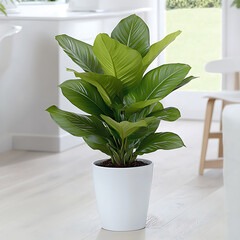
left=109, top=147, right=121, bottom=166
left=120, top=138, right=128, bottom=165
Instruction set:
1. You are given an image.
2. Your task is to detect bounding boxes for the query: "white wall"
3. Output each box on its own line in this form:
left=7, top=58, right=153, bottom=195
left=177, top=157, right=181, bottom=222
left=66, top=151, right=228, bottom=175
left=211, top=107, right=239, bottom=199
left=0, top=37, right=15, bottom=152
left=0, top=21, right=62, bottom=153
left=222, top=0, right=240, bottom=90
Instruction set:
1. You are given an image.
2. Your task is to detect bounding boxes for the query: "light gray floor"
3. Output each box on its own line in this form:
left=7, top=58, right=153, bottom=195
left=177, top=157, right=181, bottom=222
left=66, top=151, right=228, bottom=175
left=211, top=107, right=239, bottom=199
left=0, top=120, right=224, bottom=240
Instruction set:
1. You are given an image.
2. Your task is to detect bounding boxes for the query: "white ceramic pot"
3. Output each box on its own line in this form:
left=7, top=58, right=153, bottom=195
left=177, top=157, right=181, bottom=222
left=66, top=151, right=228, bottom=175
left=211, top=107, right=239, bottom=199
left=93, top=159, right=153, bottom=231
left=222, top=104, right=240, bottom=240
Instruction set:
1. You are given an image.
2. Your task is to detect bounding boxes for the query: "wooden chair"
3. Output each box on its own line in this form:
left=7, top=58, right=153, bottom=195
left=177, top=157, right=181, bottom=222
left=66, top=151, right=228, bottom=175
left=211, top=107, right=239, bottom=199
left=199, top=58, right=240, bottom=175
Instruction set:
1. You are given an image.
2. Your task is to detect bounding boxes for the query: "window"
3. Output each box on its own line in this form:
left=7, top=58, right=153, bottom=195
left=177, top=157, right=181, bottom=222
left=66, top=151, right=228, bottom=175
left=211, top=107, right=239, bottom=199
left=165, top=1, right=222, bottom=92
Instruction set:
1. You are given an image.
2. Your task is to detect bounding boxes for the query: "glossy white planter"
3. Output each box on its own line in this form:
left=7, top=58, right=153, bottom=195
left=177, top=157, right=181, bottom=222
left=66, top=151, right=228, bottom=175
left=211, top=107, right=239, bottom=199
left=223, top=104, right=240, bottom=240
left=93, top=159, right=153, bottom=231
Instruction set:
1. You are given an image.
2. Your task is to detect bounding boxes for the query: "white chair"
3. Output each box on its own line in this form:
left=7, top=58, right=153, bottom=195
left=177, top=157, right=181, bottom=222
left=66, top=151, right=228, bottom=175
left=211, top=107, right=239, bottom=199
left=0, top=25, right=21, bottom=42
left=199, top=57, right=240, bottom=175
left=223, top=104, right=240, bottom=240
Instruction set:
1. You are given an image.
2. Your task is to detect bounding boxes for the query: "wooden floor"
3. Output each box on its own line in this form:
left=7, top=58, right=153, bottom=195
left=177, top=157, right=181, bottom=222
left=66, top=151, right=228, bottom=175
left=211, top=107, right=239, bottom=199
left=0, top=120, right=225, bottom=240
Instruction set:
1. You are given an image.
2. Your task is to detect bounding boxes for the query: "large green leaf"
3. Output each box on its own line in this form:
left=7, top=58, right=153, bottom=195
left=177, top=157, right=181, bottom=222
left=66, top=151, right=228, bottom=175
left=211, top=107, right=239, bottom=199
left=128, top=102, right=162, bottom=122
left=93, top=33, right=144, bottom=89
left=135, top=132, right=185, bottom=155
left=60, top=79, right=112, bottom=116
left=128, top=118, right=160, bottom=141
left=83, top=135, right=111, bottom=155
left=148, top=107, right=181, bottom=122
left=46, top=106, right=109, bottom=137
left=173, top=76, right=196, bottom=91
left=55, top=34, right=103, bottom=74
left=125, top=98, right=162, bottom=114
left=101, top=115, right=149, bottom=139
left=143, top=31, right=181, bottom=70
left=124, top=64, right=191, bottom=108
left=74, top=71, right=123, bottom=106
left=111, top=14, right=150, bottom=57
left=149, top=102, right=164, bottom=113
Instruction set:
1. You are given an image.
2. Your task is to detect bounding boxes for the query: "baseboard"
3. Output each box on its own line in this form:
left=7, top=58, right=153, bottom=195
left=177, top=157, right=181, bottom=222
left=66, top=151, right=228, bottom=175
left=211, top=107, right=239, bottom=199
left=0, top=134, right=12, bottom=153
left=13, top=133, right=84, bottom=152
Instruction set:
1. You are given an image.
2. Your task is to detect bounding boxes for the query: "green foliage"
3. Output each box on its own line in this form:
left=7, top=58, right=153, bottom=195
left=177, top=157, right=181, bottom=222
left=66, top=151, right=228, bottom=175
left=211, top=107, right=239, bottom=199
left=111, top=14, right=150, bottom=57
left=135, top=132, right=185, bottom=155
left=0, top=3, right=6, bottom=16
left=232, top=0, right=240, bottom=8
left=47, top=14, right=195, bottom=167
left=93, top=33, right=144, bottom=90
left=142, top=31, right=181, bottom=71
left=55, top=35, right=103, bottom=74
left=166, top=0, right=221, bottom=9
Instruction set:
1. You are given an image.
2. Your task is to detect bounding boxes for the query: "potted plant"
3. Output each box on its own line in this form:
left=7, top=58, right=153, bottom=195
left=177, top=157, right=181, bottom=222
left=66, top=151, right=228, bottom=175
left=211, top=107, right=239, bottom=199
left=46, top=14, right=195, bottom=231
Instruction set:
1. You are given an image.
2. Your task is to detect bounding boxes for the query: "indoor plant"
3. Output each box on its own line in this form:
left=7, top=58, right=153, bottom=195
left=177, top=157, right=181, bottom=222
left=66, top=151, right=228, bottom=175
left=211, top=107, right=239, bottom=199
left=46, top=14, right=195, bottom=231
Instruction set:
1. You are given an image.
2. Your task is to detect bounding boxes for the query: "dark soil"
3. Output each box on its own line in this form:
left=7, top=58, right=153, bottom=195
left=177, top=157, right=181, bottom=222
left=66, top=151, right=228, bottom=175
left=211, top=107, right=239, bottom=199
left=96, top=159, right=148, bottom=168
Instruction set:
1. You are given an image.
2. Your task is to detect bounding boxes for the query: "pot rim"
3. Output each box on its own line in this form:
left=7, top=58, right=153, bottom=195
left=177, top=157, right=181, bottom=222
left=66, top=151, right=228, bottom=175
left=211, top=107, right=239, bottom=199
left=93, top=159, right=153, bottom=170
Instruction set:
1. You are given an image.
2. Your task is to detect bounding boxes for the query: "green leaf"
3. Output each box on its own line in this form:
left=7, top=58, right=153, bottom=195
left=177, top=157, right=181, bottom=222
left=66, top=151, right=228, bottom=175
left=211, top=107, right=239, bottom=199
left=83, top=135, right=111, bottom=155
left=93, top=33, right=144, bottom=89
left=173, top=76, right=197, bottom=91
left=135, top=132, right=185, bottom=155
left=128, top=102, right=160, bottom=122
left=125, top=98, right=162, bottom=114
left=74, top=71, right=123, bottom=106
left=46, top=106, right=109, bottom=137
left=128, top=118, right=160, bottom=141
left=150, top=102, right=164, bottom=113
left=143, top=31, right=181, bottom=70
left=101, top=115, right=148, bottom=139
left=124, top=64, right=191, bottom=108
left=60, top=79, right=112, bottom=116
left=111, top=14, right=150, bottom=57
left=148, top=107, right=181, bottom=122
left=55, top=34, right=103, bottom=74
left=0, top=4, right=6, bottom=15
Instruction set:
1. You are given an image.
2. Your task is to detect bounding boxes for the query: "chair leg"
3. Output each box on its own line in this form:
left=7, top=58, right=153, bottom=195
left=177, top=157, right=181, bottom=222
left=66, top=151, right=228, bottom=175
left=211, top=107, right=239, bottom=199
left=218, top=100, right=225, bottom=158
left=218, top=133, right=223, bottom=158
left=199, top=98, right=215, bottom=175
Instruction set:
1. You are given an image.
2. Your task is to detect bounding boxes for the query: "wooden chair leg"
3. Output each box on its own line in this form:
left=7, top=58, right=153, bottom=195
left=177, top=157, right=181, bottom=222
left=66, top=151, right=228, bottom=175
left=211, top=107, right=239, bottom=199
left=218, top=100, right=225, bottom=158
left=218, top=133, right=223, bottom=158
left=199, top=98, right=215, bottom=175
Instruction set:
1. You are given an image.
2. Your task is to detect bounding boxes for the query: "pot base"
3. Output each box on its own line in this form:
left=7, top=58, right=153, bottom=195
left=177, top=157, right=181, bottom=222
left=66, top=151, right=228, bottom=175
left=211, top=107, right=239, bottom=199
left=102, top=226, right=145, bottom=232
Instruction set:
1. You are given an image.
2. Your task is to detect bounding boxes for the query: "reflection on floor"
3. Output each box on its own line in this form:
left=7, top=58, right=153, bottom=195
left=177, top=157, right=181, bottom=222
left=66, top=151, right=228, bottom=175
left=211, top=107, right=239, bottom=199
left=0, top=120, right=224, bottom=240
